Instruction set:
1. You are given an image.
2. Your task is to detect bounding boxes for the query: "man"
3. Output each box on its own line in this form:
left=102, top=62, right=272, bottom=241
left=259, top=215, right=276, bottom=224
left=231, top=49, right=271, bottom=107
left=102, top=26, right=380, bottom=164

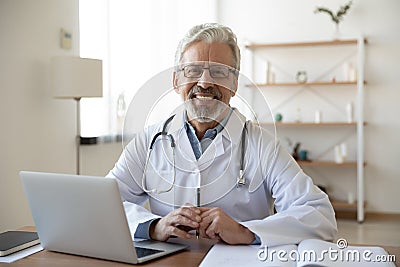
left=107, top=23, right=337, bottom=247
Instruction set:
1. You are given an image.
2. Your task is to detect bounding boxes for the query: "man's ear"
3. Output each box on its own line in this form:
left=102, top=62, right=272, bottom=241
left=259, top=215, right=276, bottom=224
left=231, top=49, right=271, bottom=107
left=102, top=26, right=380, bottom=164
left=173, top=71, right=179, bottom=94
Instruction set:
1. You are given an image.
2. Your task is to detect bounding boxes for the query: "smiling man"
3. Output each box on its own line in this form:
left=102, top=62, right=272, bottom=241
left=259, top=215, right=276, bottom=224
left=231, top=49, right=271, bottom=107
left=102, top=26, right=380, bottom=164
left=174, top=40, right=238, bottom=138
left=107, top=23, right=337, bottom=247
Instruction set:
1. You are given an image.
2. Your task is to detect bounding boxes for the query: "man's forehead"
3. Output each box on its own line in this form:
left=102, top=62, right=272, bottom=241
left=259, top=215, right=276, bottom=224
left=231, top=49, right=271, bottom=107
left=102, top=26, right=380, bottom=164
left=181, top=41, right=234, bottom=67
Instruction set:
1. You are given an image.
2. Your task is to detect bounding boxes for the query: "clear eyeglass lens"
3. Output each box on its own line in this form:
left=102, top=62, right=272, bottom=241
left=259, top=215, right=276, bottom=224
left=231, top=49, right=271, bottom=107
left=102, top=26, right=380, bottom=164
left=183, top=65, right=230, bottom=78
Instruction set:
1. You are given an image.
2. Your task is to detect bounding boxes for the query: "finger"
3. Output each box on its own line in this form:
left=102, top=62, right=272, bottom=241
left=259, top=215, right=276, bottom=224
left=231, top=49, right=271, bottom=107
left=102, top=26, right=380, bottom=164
left=198, top=207, right=212, bottom=213
left=169, top=226, right=193, bottom=239
left=178, top=207, right=202, bottom=222
left=171, top=214, right=199, bottom=229
left=198, top=219, right=210, bottom=238
left=198, top=213, right=212, bottom=235
left=205, top=220, right=221, bottom=240
left=199, top=207, right=218, bottom=218
left=199, top=214, right=213, bottom=225
left=177, top=225, right=194, bottom=232
left=187, top=205, right=202, bottom=215
left=182, top=202, right=197, bottom=209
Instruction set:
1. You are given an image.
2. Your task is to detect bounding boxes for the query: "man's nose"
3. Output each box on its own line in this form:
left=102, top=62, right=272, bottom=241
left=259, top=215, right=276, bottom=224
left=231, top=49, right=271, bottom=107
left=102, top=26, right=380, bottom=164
left=196, top=68, right=215, bottom=88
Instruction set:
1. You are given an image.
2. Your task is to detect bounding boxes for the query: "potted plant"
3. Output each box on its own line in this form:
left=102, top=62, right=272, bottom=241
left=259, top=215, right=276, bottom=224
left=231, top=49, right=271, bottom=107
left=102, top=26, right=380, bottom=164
left=314, top=1, right=353, bottom=39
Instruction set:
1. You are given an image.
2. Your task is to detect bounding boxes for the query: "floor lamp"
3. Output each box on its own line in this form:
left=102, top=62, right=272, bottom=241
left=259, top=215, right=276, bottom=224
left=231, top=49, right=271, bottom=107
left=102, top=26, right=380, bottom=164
left=51, top=56, right=103, bottom=175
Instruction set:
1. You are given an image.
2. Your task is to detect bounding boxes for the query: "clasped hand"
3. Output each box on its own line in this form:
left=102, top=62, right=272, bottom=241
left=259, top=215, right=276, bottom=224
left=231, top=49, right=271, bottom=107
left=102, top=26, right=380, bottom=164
left=149, top=205, right=255, bottom=245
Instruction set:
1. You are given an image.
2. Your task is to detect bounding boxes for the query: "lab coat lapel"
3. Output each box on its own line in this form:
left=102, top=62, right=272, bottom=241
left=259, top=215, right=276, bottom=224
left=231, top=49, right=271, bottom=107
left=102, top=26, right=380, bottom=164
left=198, top=108, right=246, bottom=167
left=167, top=109, right=198, bottom=166
left=197, top=134, right=224, bottom=167
left=222, top=108, right=247, bottom=145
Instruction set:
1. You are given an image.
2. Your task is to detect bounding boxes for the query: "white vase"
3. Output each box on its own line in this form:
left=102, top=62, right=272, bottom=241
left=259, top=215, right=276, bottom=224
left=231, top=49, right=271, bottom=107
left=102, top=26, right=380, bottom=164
left=333, top=23, right=340, bottom=40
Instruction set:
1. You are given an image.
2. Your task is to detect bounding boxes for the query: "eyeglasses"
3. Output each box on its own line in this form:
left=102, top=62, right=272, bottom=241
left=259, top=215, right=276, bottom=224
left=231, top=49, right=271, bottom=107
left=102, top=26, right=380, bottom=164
left=179, top=64, right=238, bottom=78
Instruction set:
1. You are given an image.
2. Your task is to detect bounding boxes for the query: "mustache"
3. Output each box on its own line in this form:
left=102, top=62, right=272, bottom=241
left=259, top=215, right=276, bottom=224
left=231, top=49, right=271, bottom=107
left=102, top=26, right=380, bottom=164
left=187, top=86, right=222, bottom=100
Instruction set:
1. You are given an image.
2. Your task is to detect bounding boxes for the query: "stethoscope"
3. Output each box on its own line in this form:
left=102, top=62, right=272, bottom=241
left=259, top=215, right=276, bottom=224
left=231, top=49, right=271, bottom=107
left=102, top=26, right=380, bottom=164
left=141, top=114, right=247, bottom=194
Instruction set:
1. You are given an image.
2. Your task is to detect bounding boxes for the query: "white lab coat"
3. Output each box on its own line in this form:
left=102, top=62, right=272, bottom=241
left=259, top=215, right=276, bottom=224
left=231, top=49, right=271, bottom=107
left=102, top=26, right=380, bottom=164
left=107, top=108, right=337, bottom=247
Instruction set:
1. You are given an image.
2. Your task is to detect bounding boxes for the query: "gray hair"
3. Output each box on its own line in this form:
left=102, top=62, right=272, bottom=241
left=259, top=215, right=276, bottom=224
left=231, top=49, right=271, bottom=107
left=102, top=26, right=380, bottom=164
left=174, top=23, right=241, bottom=70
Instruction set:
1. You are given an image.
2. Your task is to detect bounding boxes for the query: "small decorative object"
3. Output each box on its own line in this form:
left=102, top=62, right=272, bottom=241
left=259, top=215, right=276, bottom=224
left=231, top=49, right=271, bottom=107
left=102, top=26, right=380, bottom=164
left=274, top=113, right=283, bottom=122
left=295, top=71, right=307, bottom=83
left=270, top=71, right=276, bottom=84
left=334, top=145, right=343, bottom=163
left=346, top=101, right=353, bottom=123
left=292, top=142, right=301, bottom=160
left=116, top=91, right=126, bottom=135
left=334, top=142, right=347, bottom=164
left=340, top=142, right=348, bottom=161
left=299, top=150, right=309, bottom=161
left=343, top=62, right=357, bottom=81
left=314, top=1, right=353, bottom=39
left=295, top=107, right=302, bottom=122
left=347, top=192, right=355, bottom=204
left=314, top=110, right=321, bottom=123
left=266, top=61, right=276, bottom=84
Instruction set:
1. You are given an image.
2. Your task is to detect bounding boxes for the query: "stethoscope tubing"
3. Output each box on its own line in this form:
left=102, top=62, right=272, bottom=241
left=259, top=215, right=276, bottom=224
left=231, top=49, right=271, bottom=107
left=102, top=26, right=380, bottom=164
left=141, top=114, right=247, bottom=194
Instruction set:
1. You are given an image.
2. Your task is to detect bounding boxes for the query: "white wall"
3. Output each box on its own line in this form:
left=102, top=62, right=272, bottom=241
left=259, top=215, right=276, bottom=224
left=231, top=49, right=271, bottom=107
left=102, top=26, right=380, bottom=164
left=218, top=0, right=400, bottom=213
left=0, top=0, right=81, bottom=231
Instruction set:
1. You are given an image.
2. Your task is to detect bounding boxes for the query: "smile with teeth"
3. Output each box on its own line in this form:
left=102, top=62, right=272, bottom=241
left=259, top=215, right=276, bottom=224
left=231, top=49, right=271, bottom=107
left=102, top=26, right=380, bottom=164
left=192, top=93, right=218, bottom=100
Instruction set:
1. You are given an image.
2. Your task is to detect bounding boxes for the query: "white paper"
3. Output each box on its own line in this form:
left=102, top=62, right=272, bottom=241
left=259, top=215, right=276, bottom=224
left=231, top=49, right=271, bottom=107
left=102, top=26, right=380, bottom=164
left=0, top=244, right=43, bottom=263
left=199, top=243, right=296, bottom=267
left=297, top=239, right=396, bottom=267
left=199, top=240, right=396, bottom=267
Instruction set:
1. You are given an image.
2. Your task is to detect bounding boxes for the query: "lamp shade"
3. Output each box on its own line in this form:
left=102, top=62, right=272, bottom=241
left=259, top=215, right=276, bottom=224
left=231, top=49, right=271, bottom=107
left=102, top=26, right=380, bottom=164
left=51, top=56, right=103, bottom=98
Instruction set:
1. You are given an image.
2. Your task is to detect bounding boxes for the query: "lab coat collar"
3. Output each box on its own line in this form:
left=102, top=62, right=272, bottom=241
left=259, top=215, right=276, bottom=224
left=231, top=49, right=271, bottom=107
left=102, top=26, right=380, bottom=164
left=220, top=108, right=247, bottom=146
left=198, top=109, right=246, bottom=167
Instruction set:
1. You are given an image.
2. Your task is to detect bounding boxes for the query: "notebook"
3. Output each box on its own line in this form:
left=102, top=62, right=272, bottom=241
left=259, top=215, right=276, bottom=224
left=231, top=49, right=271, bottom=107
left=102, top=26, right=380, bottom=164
left=20, top=171, right=187, bottom=264
left=0, top=231, right=39, bottom=256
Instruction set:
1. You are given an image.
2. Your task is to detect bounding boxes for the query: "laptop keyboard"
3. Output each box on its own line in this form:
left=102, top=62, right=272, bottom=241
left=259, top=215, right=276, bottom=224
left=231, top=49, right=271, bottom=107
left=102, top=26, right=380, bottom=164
left=135, top=246, right=164, bottom=258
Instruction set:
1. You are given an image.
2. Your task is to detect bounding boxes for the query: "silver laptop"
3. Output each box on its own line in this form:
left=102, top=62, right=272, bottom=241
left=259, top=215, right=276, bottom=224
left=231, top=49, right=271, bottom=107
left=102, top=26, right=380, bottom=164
left=20, top=171, right=187, bottom=264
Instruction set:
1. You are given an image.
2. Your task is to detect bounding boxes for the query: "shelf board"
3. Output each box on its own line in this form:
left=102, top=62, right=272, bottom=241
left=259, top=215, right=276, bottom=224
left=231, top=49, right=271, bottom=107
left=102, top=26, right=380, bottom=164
left=332, top=201, right=366, bottom=211
left=261, top=122, right=367, bottom=127
left=246, top=81, right=367, bottom=88
left=298, top=161, right=355, bottom=167
left=245, top=39, right=367, bottom=49
left=298, top=161, right=367, bottom=167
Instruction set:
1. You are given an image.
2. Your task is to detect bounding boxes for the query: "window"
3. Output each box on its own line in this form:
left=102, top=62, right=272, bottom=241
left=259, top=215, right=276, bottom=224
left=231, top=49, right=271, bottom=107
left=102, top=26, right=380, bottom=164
left=79, top=0, right=217, bottom=137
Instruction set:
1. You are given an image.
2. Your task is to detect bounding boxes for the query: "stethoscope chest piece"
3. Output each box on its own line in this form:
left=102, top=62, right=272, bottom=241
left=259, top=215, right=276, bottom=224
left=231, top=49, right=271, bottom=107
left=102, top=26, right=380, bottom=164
left=237, top=169, right=246, bottom=187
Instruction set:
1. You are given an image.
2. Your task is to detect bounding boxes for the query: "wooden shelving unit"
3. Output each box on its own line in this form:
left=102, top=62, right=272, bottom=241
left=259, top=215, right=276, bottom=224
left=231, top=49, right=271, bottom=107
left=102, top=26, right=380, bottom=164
left=246, top=81, right=363, bottom=88
left=332, top=201, right=357, bottom=211
left=298, top=160, right=367, bottom=167
left=246, top=37, right=367, bottom=222
left=245, top=39, right=367, bottom=49
left=261, top=122, right=367, bottom=127
left=331, top=201, right=366, bottom=211
left=331, top=200, right=367, bottom=212
left=298, top=161, right=357, bottom=167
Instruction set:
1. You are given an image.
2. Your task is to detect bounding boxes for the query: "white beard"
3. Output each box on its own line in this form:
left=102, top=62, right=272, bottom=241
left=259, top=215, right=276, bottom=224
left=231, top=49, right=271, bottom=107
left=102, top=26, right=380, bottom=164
left=185, top=99, right=228, bottom=123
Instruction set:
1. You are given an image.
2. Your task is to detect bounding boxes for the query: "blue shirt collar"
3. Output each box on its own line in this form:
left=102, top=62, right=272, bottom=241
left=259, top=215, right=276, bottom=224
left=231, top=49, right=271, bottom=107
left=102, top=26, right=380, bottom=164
left=184, top=107, right=233, bottom=141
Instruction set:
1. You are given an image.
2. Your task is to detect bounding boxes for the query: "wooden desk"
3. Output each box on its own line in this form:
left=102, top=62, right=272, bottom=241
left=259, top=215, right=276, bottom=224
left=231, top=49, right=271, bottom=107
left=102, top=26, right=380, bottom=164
left=1, top=227, right=398, bottom=266
left=1, top=237, right=217, bottom=267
